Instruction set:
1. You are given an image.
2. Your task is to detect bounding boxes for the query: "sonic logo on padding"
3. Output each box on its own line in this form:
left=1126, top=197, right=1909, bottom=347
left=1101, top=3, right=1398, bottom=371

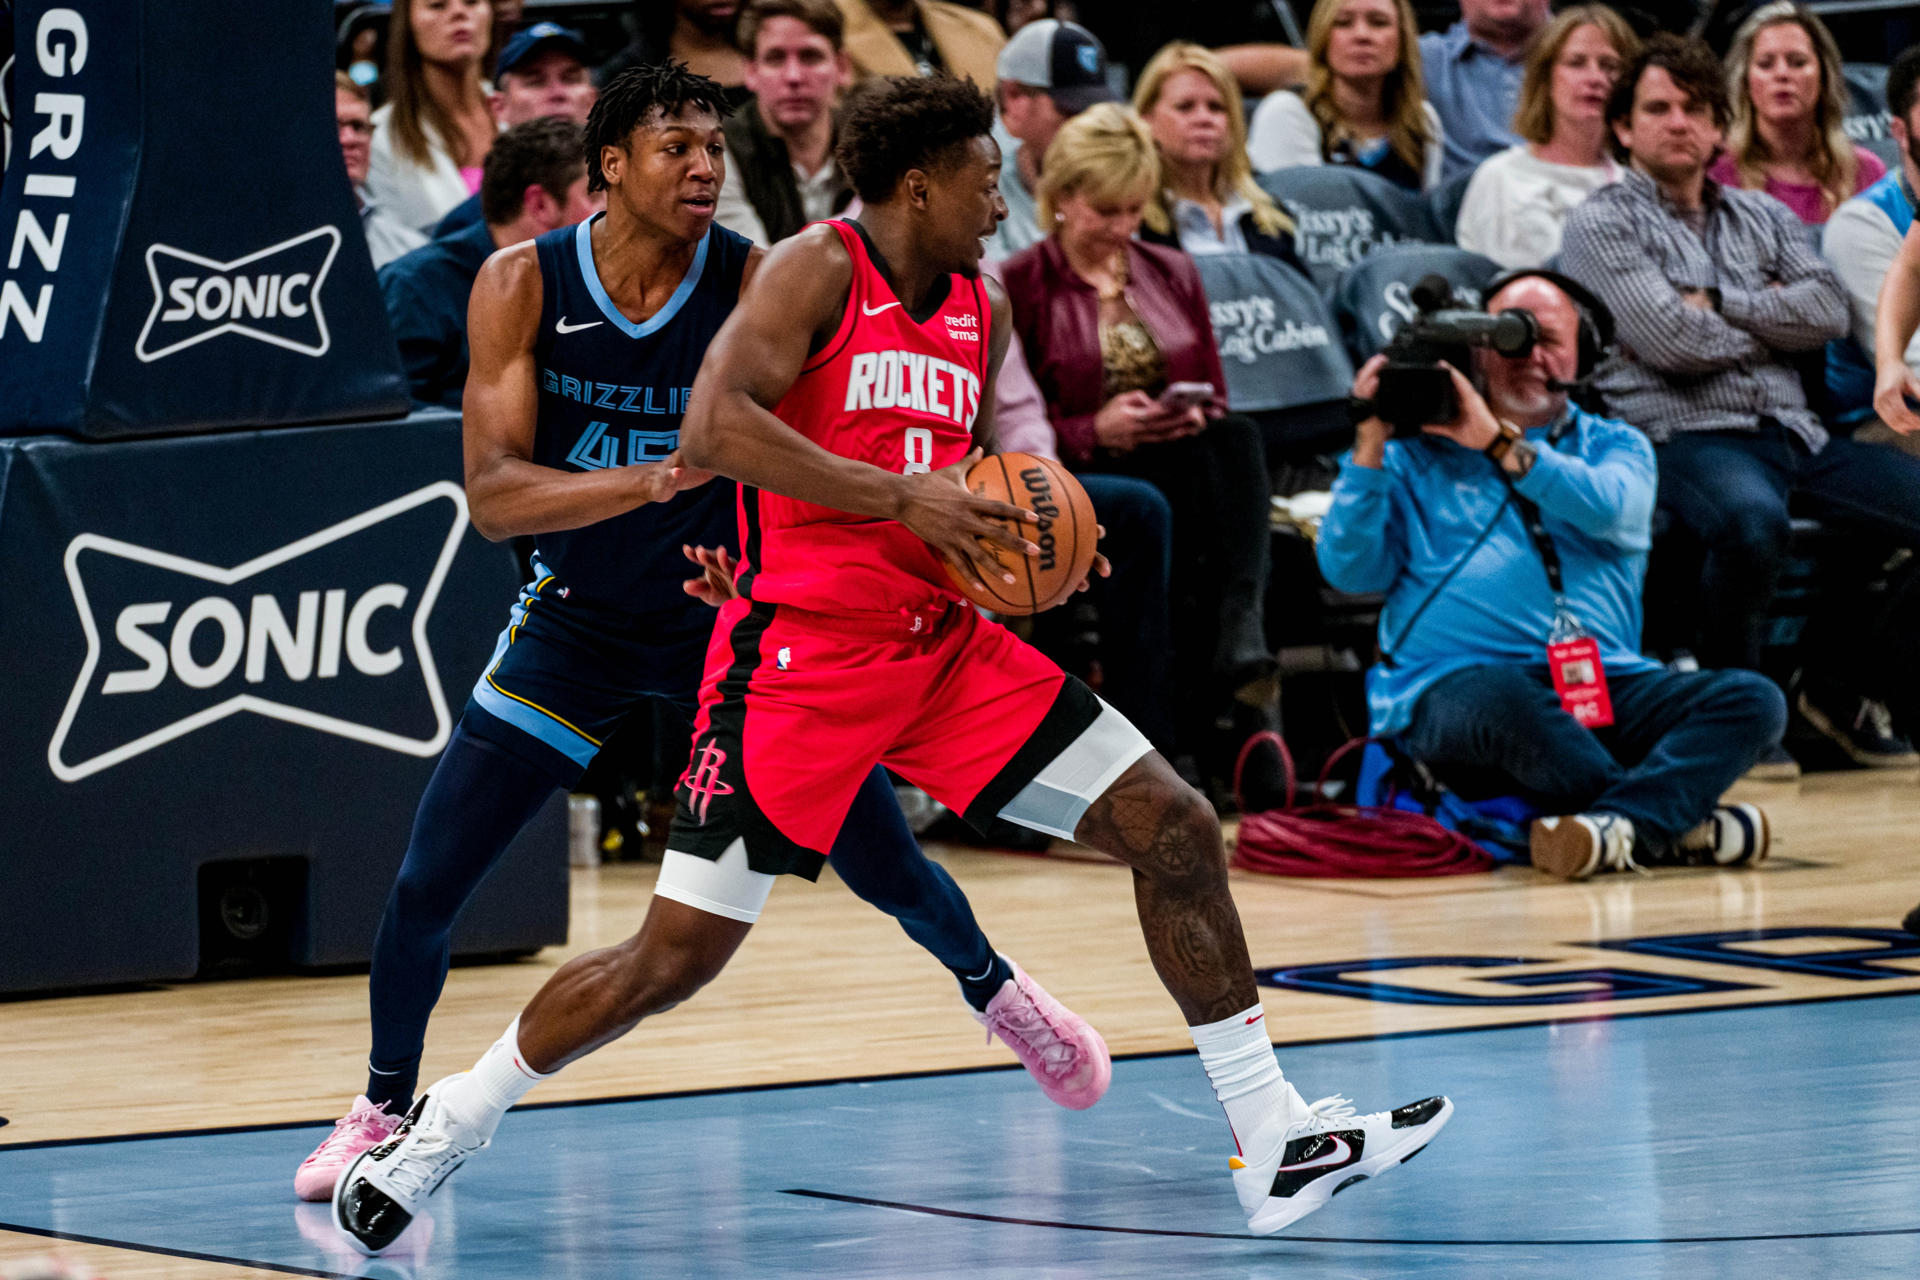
left=47, top=483, right=468, bottom=783
left=134, top=226, right=341, bottom=362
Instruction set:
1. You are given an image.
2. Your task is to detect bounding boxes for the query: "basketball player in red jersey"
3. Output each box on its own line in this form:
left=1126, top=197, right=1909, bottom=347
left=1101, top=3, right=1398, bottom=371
left=333, top=76, right=1451, bottom=1252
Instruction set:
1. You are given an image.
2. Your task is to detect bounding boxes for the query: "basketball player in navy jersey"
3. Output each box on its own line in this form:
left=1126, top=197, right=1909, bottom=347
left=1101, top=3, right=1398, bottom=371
left=335, top=75, right=1451, bottom=1254
left=297, top=64, right=1108, bottom=1205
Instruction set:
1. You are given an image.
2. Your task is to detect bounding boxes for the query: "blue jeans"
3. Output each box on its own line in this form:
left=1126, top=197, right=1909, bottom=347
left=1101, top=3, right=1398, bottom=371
left=1077, top=473, right=1175, bottom=751
left=1403, top=665, right=1785, bottom=851
left=1655, top=422, right=1920, bottom=680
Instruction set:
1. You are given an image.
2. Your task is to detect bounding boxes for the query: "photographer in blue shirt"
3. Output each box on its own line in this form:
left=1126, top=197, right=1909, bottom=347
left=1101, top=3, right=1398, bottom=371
left=1318, top=271, right=1785, bottom=879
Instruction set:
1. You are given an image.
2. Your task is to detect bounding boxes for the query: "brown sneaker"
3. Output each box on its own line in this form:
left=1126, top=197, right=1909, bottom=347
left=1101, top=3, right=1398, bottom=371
left=1529, top=812, right=1638, bottom=880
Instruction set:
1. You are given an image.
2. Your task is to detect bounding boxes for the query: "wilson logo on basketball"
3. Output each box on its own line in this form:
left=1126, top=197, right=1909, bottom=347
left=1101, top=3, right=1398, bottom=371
left=1020, top=466, right=1061, bottom=572
left=683, top=740, right=734, bottom=824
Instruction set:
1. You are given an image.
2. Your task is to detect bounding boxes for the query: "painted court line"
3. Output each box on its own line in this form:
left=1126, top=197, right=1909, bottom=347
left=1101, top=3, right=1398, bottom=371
left=3, top=987, right=1916, bottom=1153
left=781, top=1190, right=1920, bottom=1248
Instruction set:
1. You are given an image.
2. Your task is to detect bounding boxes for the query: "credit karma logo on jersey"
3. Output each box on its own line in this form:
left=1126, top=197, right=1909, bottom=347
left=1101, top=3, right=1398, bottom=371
left=47, top=483, right=467, bottom=783
left=134, top=226, right=342, bottom=362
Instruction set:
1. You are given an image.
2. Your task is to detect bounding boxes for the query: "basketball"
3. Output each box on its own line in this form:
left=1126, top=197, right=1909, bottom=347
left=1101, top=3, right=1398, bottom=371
left=944, top=452, right=1098, bottom=616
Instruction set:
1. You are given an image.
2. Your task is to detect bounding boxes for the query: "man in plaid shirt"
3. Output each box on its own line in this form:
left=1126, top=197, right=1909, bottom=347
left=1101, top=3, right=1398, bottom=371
left=1562, top=34, right=1920, bottom=778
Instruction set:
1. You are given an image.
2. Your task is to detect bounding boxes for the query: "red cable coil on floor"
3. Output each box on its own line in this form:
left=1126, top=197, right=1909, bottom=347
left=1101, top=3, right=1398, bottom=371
left=1229, top=732, right=1494, bottom=878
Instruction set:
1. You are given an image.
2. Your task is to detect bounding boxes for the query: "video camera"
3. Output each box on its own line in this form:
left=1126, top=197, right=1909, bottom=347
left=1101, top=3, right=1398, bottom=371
left=1371, top=276, right=1538, bottom=435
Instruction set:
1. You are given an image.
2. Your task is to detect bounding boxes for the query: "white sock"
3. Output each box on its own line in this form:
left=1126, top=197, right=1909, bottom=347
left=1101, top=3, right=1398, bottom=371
left=435, top=1016, right=552, bottom=1145
left=1189, top=1004, right=1305, bottom=1152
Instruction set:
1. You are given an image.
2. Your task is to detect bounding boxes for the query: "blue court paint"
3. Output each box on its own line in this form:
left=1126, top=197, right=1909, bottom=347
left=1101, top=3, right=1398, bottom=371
left=3, top=994, right=1917, bottom=1279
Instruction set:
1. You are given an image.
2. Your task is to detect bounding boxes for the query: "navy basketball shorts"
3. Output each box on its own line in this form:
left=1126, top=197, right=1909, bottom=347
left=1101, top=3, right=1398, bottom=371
left=461, top=556, right=714, bottom=786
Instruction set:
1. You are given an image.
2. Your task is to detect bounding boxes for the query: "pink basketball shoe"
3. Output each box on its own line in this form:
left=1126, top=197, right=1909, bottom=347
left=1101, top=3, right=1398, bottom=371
left=294, top=1095, right=402, bottom=1201
left=973, top=958, right=1111, bottom=1110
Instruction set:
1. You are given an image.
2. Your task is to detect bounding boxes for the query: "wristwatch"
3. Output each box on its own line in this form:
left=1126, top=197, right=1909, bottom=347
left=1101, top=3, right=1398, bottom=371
left=1483, top=419, right=1524, bottom=464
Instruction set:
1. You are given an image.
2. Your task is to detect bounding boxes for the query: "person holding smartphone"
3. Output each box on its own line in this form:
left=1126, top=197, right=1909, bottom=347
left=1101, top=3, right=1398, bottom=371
left=1003, top=104, right=1284, bottom=806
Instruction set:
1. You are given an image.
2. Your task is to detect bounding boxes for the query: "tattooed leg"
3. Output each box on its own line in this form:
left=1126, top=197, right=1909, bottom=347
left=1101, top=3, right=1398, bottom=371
left=1073, top=752, right=1257, bottom=1025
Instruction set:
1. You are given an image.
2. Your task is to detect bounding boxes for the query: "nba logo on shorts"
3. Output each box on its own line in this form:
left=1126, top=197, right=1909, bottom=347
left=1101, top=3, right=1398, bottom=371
left=684, top=740, right=734, bottom=824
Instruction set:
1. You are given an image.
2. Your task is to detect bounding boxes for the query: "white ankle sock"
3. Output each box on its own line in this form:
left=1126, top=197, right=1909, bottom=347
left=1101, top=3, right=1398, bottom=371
left=1189, top=1004, right=1305, bottom=1151
left=436, top=1016, right=552, bottom=1145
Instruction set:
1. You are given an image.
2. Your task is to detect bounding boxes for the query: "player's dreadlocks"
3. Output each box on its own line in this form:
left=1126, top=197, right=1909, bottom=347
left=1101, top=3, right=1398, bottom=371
left=584, top=62, right=732, bottom=193
left=836, top=75, right=996, bottom=205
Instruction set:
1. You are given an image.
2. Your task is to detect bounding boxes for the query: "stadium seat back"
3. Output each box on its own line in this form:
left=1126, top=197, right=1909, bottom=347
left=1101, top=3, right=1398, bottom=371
left=1256, top=165, right=1442, bottom=294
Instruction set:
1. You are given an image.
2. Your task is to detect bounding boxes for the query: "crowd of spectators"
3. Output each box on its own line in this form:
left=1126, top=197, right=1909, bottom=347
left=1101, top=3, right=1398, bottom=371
left=324, top=0, right=1920, bottom=869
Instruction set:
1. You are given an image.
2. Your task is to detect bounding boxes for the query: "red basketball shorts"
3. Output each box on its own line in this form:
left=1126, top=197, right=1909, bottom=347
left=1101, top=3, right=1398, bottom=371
left=666, top=596, right=1152, bottom=879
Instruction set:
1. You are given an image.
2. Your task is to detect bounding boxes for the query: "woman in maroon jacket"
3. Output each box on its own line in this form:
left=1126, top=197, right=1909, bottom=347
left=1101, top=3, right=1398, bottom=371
left=1002, top=103, right=1278, bottom=799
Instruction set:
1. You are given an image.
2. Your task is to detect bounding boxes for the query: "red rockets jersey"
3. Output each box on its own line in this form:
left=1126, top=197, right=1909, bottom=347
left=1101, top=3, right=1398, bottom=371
left=736, top=219, right=992, bottom=615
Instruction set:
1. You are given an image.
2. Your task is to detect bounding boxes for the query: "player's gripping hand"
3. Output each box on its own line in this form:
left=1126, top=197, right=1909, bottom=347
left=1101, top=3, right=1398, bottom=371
left=632, top=450, right=716, bottom=504
left=898, top=448, right=1040, bottom=593
left=681, top=544, right=739, bottom=607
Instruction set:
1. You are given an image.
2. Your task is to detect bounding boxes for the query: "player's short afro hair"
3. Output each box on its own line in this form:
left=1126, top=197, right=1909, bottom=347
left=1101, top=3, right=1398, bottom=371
left=584, top=61, right=731, bottom=192
left=835, top=75, right=996, bottom=205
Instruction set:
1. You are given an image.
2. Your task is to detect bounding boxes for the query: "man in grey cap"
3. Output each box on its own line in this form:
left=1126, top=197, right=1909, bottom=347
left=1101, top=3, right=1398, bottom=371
left=989, top=18, right=1119, bottom=257
left=433, top=23, right=600, bottom=239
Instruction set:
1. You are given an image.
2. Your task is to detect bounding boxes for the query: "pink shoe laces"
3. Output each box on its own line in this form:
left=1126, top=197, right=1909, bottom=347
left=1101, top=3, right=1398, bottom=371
left=980, top=978, right=1079, bottom=1079
left=303, top=1100, right=398, bottom=1166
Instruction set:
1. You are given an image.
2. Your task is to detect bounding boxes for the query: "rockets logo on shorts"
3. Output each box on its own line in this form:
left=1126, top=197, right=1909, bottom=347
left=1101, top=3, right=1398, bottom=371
left=682, top=740, right=734, bottom=824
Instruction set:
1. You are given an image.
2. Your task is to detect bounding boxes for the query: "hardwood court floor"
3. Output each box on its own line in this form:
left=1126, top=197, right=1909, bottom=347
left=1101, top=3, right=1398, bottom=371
left=4, top=769, right=1919, bottom=1277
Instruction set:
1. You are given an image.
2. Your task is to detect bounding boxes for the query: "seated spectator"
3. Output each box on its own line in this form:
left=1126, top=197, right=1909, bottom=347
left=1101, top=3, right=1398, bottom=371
left=1420, top=0, right=1552, bottom=182
left=1001, top=105, right=1283, bottom=798
left=1708, top=2, right=1885, bottom=226
left=988, top=313, right=1179, bottom=754
left=601, top=0, right=749, bottom=106
left=1824, top=47, right=1920, bottom=435
left=1132, top=42, right=1300, bottom=260
left=433, top=23, right=600, bottom=239
left=1247, top=0, right=1443, bottom=193
left=1455, top=5, right=1638, bottom=270
left=380, top=118, right=601, bottom=410
left=338, top=73, right=429, bottom=269
left=1562, top=35, right=1920, bottom=777
left=832, top=0, right=1004, bottom=86
left=1878, top=202, right=1920, bottom=439
left=716, top=0, right=856, bottom=245
left=988, top=19, right=1118, bottom=258
left=368, top=0, right=501, bottom=233
left=1317, top=271, right=1784, bottom=878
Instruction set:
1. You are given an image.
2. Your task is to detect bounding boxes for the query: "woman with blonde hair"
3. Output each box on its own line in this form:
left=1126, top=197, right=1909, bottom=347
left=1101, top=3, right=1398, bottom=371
left=1131, top=42, right=1297, bottom=261
left=368, top=0, right=501, bottom=232
left=1708, top=1, right=1883, bottom=225
left=1246, top=0, right=1443, bottom=192
left=1002, top=104, right=1286, bottom=803
left=1456, top=5, right=1639, bottom=268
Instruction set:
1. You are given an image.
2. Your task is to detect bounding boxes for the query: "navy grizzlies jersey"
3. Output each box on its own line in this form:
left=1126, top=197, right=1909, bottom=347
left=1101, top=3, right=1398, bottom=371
left=529, top=214, right=751, bottom=609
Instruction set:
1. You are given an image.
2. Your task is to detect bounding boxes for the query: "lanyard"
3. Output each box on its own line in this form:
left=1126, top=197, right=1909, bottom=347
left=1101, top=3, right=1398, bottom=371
left=1501, top=475, right=1564, bottom=596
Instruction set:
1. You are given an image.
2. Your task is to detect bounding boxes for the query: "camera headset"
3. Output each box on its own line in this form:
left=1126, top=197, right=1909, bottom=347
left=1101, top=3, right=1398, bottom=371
left=1480, top=267, right=1615, bottom=397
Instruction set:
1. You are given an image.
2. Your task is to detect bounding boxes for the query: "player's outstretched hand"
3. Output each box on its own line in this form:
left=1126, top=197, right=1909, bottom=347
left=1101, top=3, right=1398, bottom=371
left=899, top=448, right=1039, bottom=593
left=1072, top=525, right=1112, bottom=595
left=634, top=450, right=716, bottom=504
left=680, top=543, right=739, bottom=607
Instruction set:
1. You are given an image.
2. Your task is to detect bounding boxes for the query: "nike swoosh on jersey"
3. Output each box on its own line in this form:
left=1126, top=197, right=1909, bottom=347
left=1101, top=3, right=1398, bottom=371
left=1277, top=1134, right=1353, bottom=1173
left=861, top=301, right=901, bottom=316
left=556, top=316, right=604, bottom=334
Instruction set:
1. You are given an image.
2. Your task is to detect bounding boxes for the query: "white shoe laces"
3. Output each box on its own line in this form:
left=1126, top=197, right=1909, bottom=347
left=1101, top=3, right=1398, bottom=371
left=379, top=1119, right=474, bottom=1201
left=982, top=990, right=1077, bottom=1077
left=1857, top=699, right=1898, bottom=739
left=1595, top=817, right=1647, bottom=877
left=1303, top=1094, right=1357, bottom=1126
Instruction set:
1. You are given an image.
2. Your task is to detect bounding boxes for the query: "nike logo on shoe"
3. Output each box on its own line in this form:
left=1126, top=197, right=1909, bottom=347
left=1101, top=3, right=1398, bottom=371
left=861, top=301, right=901, bottom=316
left=556, top=316, right=603, bottom=334
left=1277, top=1133, right=1352, bottom=1172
